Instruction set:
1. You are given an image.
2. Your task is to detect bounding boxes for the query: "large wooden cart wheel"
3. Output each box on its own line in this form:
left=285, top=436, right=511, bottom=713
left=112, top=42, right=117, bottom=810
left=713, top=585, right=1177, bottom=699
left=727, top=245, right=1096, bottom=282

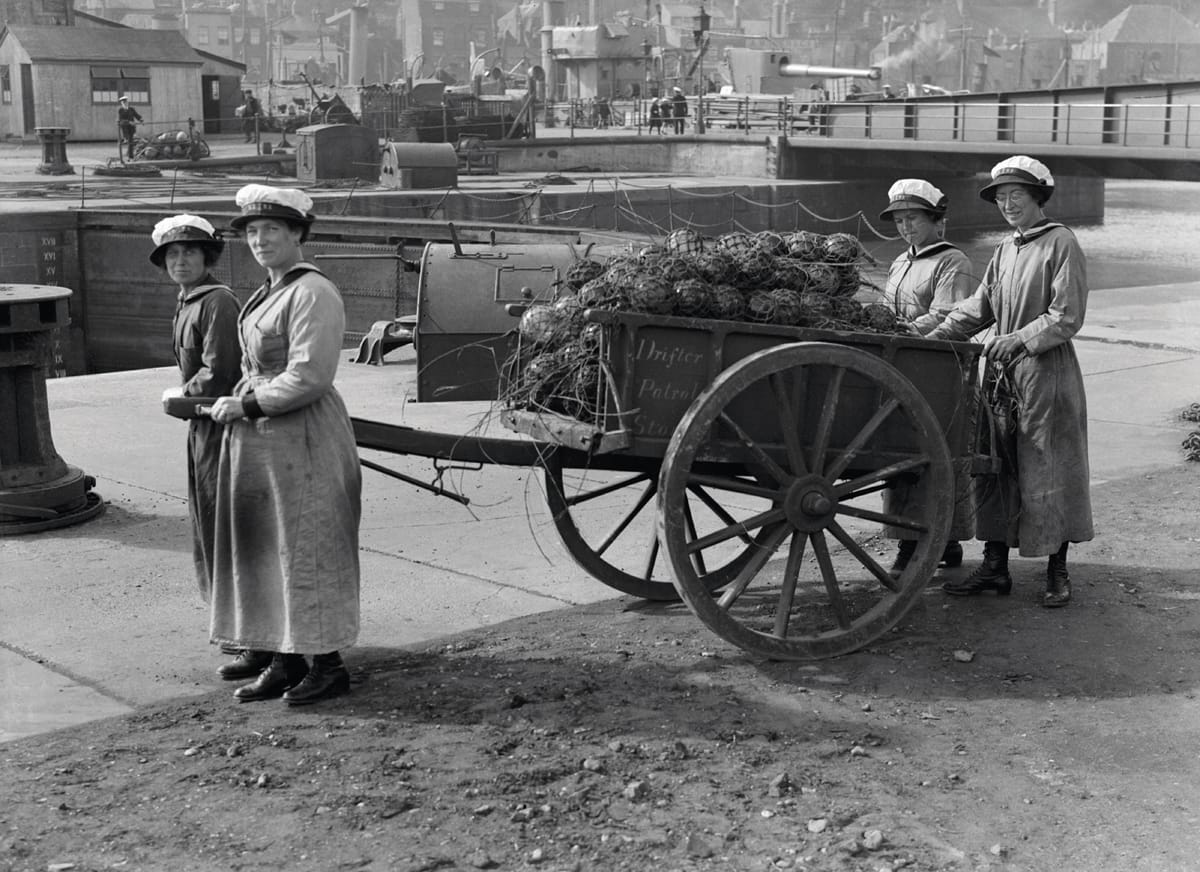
left=658, top=342, right=954, bottom=660
left=543, top=456, right=771, bottom=601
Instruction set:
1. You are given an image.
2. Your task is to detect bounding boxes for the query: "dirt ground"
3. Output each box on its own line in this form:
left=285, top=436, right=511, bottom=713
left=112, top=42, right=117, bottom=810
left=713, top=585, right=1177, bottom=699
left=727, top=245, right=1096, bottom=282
left=3, top=460, right=1200, bottom=872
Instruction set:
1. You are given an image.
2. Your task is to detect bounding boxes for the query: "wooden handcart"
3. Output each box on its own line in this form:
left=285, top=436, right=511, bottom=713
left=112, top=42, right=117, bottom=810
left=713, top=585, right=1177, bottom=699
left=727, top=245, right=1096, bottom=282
left=353, top=308, right=985, bottom=661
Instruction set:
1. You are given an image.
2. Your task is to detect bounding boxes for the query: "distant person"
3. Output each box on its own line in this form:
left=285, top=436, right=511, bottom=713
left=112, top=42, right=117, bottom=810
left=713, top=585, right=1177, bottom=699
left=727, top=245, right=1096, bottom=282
left=882, top=84, right=898, bottom=100
left=928, top=156, right=1093, bottom=608
left=596, top=95, right=611, bottom=128
left=150, top=215, right=246, bottom=674
left=846, top=83, right=863, bottom=101
left=209, top=184, right=362, bottom=704
left=877, top=179, right=977, bottom=577
left=240, top=89, right=261, bottom=143
left=117, top=95, right=142, bottom=160
left=671, top=86, right=688, bottom=133
left=807, top=82, right=828, bottom=135
left=648, top=97, right=664, bottom=134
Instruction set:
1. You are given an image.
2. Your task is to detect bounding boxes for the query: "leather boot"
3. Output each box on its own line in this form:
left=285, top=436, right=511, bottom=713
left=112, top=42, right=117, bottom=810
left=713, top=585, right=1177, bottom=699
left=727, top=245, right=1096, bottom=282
left=1044, top=543, right=1071, bottom=608
left=942, top=541, right=1013, bottom=596
left=233, top=653, right=308, bottom=702
left=940, top=540, right=964, bottom=568
left=282, top=651, right=351, bottom=706
left=217, top=649, right=272, bottom=681
left=889, top=539, right=917, bottom=578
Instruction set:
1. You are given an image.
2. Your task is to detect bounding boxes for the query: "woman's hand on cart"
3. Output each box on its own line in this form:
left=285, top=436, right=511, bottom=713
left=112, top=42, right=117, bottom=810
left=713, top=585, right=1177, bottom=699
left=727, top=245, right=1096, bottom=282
left=983, top=333, right=1027, bottom=366
left=210, top=396, right=246, bottom=424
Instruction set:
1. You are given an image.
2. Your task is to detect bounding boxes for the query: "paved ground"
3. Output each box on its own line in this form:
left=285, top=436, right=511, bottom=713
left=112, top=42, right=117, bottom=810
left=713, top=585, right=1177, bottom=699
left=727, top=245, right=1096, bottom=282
left=1, top=131, right=1198, bottom=744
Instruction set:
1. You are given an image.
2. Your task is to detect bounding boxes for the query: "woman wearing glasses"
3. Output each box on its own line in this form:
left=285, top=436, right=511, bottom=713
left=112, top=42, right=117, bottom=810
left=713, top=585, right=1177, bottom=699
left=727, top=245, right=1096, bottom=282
left=928, top=156, right=1093, bottom=608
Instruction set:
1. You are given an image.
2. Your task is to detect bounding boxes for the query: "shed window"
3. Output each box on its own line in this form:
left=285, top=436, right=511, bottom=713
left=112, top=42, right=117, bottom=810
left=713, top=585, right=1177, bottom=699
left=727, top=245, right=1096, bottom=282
left=90, top=65, right=150, bottom=104
left=217, top=26, right=230, bottom=45
left=0, top=65, right=10, bottom=104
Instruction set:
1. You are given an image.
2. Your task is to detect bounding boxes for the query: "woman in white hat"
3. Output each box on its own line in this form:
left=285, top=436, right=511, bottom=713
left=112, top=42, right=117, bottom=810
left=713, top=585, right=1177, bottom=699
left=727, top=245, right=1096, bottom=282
left=153, top=215, right=242, bottom=617
left=878, top=179, right=977, bottom=577
left=209, top=184, right=362, bottom=704
left=928, top=156, right=1093, bottom=608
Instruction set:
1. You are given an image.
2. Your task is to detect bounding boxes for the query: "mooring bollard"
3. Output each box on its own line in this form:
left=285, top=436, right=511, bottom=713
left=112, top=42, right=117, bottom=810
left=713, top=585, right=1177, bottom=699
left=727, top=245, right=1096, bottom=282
left=34, top=127, right=75, bottom=176
left=0, top=284, right=104, bottom=534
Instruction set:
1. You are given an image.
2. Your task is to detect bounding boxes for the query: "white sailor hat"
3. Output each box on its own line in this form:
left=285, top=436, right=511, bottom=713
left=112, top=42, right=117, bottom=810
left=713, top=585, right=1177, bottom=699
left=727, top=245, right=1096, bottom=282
left=879, top=178, right=947, bottom=222
left=229, top=184, right=315, bottom=232
left=118, top=94, right=129, bottom=103
left=149, top=214, right=224, bottom=267
left=979, top=155, right=1054, bottom=204
left=673, top=86, right=683, bottom=93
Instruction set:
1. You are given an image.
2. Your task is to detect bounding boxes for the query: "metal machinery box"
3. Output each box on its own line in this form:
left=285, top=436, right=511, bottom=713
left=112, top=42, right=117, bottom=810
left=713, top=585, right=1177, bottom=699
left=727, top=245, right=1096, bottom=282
left=380, top=142, right=458, bottom=189
left=415, top=241, right=625, bottom=402
left=295, top=124, right=381, bottom=183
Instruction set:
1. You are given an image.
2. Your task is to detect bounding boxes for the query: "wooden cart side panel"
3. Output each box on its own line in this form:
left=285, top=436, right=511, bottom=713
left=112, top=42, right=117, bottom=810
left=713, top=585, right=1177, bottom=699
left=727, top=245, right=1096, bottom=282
left=600, top=313, right=980, bottom=464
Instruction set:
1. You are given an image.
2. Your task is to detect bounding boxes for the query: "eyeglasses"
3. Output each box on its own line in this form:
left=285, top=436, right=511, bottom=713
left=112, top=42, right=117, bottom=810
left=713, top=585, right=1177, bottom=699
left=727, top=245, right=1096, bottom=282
left=993, top=190, right=1032, bottom=205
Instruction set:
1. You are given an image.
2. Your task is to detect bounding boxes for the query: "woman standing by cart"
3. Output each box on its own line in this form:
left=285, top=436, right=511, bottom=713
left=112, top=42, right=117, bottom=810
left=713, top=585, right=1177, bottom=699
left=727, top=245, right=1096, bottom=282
left=878, top=179, right=977, bottom=576
left=152, top=215, right=242, bottom=620
left=928, top=156, right=1093, bottom=608
left=209, top=184, right=362, bottom=704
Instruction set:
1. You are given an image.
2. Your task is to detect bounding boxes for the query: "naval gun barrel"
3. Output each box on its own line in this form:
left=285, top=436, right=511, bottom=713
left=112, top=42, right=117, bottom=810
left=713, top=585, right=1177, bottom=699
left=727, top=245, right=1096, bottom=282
left=779, top=63, right=881, bottom=80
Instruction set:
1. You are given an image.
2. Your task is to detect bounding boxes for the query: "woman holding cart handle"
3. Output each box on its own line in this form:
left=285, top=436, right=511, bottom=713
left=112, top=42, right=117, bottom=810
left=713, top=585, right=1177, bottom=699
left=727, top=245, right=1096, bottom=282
left=203, top=184, right=363, bottom=704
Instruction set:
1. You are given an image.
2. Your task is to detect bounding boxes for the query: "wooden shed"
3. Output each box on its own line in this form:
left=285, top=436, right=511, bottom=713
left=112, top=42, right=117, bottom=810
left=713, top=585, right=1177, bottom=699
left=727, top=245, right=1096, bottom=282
left=0, top=25, right=207, bottom=140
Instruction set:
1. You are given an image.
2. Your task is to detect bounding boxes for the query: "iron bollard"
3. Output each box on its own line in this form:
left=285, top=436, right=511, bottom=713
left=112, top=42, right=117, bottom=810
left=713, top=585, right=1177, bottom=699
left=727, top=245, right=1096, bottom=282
left=0, top=284, right=104, bottom=534
left=34, top=127, right=74, bottom=176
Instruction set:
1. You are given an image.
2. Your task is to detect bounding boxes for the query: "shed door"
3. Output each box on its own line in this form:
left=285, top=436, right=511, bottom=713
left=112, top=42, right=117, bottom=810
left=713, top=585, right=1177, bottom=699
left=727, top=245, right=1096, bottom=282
left=201, top=76, right=222, bottom=134
left=20, top=64, right=34, bottom=133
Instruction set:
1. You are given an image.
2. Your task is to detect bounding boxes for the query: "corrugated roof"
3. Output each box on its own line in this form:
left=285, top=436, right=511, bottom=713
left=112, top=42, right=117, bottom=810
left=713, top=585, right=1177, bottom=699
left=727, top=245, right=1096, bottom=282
left=1098, top=4, right=1200, bottom=44
left=1, top=25, right=203, bottom=64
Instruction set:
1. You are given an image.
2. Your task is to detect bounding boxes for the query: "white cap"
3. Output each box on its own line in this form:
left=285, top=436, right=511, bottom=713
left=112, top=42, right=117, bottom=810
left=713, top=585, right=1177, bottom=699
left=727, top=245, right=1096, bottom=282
left=149, top=214, right=223, bottom=267
left=152, top=214, right=216, bottom=247
left=230, top=184, right=315, bottom=230
left=673, top=86, right=683, bottom=93
left=880, top=178, right=947, bottom=221
left=980, top=155, right=1054, bottom=203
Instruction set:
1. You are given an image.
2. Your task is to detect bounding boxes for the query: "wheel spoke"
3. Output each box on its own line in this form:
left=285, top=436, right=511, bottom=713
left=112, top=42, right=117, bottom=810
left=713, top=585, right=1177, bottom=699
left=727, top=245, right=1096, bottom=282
left=810, top=530, right=851, bottom=630
left=770, top=371, right=808, bottom=476
left=826, top=519, right=899, bottom=593
left=716, top=410, right=793, bottom=486
left=833, top=457, right=930, bottom=500
left=561, top=472, right=654, bottom=507
left=687, top=482, right=756, bottom=546
left=641, top=524, right=661, bottom=581
left=810, top=366, right=845, bottom=475
left=835, top=502, right=929, bottom=533
left=688, top=472, right=782, bottom=501
left=773, top=531, right=808, bottom=638
left=824, top=398, right=901, bottom=482
left=687, top=506, right=788, bottom=554
left=682, top=499, right=707, bottom=575
left=717, top=521, right=792, bottom=610
left=593, top=479, right=657, bottom=555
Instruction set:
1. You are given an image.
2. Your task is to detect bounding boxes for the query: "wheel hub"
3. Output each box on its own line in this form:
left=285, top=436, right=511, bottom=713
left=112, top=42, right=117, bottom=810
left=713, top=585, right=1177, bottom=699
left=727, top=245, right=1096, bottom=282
left=783, top=474, right=837, bottom=531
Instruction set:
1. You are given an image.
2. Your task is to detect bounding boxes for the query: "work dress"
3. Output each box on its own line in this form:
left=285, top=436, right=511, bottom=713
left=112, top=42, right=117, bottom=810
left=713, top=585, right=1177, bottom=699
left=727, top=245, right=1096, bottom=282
left=882, top=242, right=977, bottom=542
left=172, top=280, right=241, bottom=601
left=928, top=221, right=1094, bottom=556
left=210, top=264, right=362, bottom=654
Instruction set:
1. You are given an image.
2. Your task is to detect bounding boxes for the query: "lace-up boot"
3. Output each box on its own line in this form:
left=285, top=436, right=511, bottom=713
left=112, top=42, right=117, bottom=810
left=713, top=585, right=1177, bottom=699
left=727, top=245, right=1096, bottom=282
left=233, top=653, right=308, bottom=702
left=942, top=541, right=1013, bottom=596
left=889, top=539, right=917, bottom=578
left=217, top=649, right=272, bottom=681
left=283, top=651, right=351, bottom=706
left=1044, top=543, right=1071, bottom=608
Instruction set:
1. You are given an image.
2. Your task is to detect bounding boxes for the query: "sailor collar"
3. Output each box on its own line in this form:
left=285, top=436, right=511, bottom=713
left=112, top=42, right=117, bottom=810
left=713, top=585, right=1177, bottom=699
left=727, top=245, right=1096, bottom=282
left=176, top=279, right=225, bottom=305
left=906, top=240, right=958, bottom=260
left=1012, top=219, right=1062, bottom=246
